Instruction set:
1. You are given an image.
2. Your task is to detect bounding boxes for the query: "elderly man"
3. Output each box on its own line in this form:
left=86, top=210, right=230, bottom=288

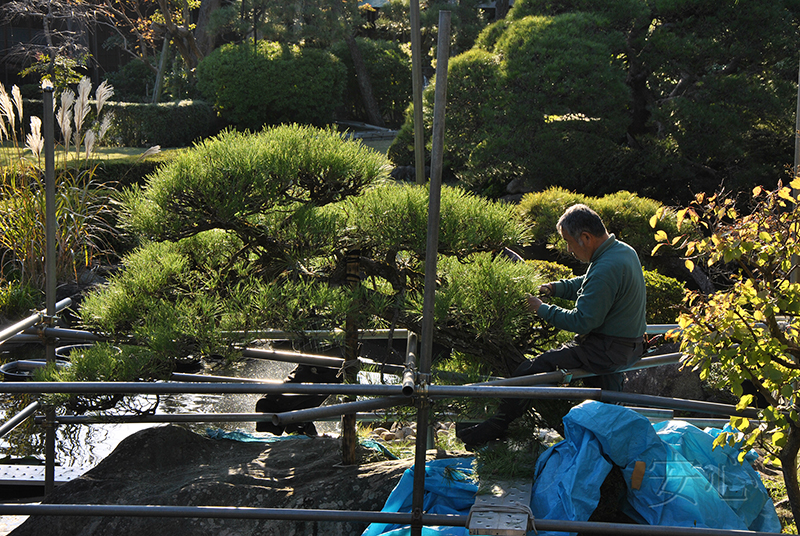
left=457, top=203, right=647, bottom=449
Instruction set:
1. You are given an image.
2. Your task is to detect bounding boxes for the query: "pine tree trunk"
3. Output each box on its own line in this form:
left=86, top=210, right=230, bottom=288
left=494, top=0, right=509, bottom=20
left=346, top=34, right=384, bottom=127
left=194, top=0, right=222, bottom=57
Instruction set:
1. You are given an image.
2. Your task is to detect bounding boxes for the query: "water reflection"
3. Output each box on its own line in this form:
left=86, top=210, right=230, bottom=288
left=0, top=350, right=346, bottom=470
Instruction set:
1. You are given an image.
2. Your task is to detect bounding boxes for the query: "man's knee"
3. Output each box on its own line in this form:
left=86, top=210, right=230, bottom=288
left=511, top=357, right=553, bottom=378
left=583, top=372, right=625, bottom=392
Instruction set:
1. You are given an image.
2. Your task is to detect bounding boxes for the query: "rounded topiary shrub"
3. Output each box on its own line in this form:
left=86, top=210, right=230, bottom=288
left=517, top=187, right=682, bottom=261
left=196, top=40, right=346, bottom=130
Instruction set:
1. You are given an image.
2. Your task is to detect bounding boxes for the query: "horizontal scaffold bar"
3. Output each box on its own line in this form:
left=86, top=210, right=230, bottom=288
left=0, top=504, right=783, bottom=535
left=0, top=382, right=759, bottom=419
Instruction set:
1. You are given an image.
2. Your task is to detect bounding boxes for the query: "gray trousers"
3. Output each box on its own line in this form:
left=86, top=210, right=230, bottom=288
left=497, top=332, right=644, bottom=421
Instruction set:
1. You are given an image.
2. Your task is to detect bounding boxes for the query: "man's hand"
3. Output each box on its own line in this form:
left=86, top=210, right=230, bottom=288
left=526, top=293, right=543, bottom=313
left=538, top=283, right=553, bottom=297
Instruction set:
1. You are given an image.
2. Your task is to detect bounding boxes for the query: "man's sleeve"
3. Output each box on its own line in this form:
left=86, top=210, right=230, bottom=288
left=539, top=272, right=616, bottom=335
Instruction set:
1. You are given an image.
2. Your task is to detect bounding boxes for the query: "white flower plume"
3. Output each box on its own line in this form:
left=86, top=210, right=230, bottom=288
left=0, top=84, right=15, bottom=133
left=95, top=80, right=114, bottom=116
left=11, top=85, right=22, bottom=127
left=73, top=77, right=92, bottom=135
left=25, top=116, right=43, bottom=159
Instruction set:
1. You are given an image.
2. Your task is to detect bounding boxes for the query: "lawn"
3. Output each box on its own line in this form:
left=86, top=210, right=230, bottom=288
left=0, top=134, right=393, bottom=170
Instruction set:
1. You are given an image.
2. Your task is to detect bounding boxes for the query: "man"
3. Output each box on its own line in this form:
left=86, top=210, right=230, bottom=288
left=457, top=203, right=647, bottom=449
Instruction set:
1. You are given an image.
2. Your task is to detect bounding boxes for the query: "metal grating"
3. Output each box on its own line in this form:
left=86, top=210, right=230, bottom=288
left=468, top=479, right=533, bottom=536
left=0, top=465, right=84, bottom=486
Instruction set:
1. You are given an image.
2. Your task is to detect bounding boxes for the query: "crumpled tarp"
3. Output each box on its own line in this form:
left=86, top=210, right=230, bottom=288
left=361, top=457, right=478, bottom=536
left=532, top=400, right=781, bottom=535
left=362, top=401, right=782, bottom=536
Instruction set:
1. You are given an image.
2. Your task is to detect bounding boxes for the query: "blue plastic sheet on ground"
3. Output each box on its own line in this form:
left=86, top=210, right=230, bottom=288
left=361, top=457, right=477, bottom=536
left=205, top=429, right=399, bottom=458
left=531, top=401, right=782, bottom=535
left=206, top=428, right=311, bottom=442
left=363, top=401, right=781, bottom=536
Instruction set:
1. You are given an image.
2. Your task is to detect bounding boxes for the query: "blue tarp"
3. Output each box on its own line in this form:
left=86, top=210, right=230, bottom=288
left=362, top=401, right=782, bottom=536
left=532, top=401, right=781, bottom=535
left=361, top=457, right=478, bottom=536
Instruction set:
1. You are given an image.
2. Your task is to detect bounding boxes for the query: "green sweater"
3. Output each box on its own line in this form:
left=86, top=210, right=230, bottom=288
left=537, top=234, right=647, bottom=339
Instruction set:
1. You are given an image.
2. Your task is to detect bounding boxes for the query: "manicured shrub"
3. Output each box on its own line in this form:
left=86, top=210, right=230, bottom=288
left=517, top=187, right=682, bottom=262
left=103, top=100, right=219, bottom=147
left=642, top=268, right=684, bottom=324
left=23, top=99, right=218, bottom=148
left=196, top=40, right=346, bottom=130
left=119, top=124, right=389, bottom=242
left=103, top=60, right=156, bottom=103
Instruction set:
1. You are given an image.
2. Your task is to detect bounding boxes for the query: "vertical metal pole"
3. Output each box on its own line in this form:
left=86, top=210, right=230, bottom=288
left=792, top=56, right=800, bottom=284
left=410, top=0, right=425, bottom=185
left=42, top=81, right=57, bottom=496
left=429, top=13, right=451, bottom=192
left=341, top=249, right=361, bottom=465
left=411, top=13, right=451, bottom=536
left=794, top=56, right=800, bottom=182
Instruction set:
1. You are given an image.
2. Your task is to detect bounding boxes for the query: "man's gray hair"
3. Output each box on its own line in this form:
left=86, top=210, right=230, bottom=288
left=557, top=204, right=607, bottom=239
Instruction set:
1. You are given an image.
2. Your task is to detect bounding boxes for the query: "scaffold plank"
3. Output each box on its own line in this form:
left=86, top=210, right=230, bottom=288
left=468, top=479, right=533, bottom=536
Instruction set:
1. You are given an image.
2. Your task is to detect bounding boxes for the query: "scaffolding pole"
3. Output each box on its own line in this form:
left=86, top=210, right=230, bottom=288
left=0, top=382, right=760, bottom=419
left=0, top=503, right=783, bottom=535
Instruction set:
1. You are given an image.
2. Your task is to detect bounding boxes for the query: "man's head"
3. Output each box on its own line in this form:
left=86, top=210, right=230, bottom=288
left=557, top=204, right=609, bottom=262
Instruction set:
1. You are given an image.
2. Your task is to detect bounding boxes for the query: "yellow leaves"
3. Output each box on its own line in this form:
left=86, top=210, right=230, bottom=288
left=678, top=315, right=693, bottom=330
left=778, top=186, right=797, bottom=204
left=735, top=394, right=754, bottom=412
left=684, top=259, right=694, bottom=272
left=649, top=206, right=665, bottom=229
left=730, top=416, right=749, bottom=431
left=654, top=229, right=668, bottom=242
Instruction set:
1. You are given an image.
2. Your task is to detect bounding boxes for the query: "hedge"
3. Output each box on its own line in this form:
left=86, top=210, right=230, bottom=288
left=22, top=98, right=219, bottom=148
left=103, top=100, right=219, bottom=148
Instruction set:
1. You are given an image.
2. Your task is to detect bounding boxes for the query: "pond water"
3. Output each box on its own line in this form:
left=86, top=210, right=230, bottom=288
left=0, top=343, right=343, bottom=470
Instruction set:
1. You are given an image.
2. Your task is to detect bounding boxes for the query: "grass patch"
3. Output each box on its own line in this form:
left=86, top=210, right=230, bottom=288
left=0, top=143, right=182, bottom=169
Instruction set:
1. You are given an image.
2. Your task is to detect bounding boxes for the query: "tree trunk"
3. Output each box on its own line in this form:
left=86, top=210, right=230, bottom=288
left=346, top=34, right=384, bottom=127
left=780, top=423, right=800, bottom=526
left=152, top=38, right=171, bottom=104
left=155, top=0, right=204, bottom=69
left=624, top=20, right=655, bottom=138
left=494, top=0, right=509, bottom=20
left=194, top=0, right=222, bottom=57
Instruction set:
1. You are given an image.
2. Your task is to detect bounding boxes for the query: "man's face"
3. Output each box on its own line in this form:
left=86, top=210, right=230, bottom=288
left=561, top=230, right=593, bottom=263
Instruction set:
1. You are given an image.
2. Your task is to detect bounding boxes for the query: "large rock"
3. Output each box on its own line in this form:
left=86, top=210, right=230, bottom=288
left=10, top=425, right=444, bottom=536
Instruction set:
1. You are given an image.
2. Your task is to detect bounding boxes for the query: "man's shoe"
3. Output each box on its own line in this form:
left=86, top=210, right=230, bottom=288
left=456, top=416, right=508, bottom=449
